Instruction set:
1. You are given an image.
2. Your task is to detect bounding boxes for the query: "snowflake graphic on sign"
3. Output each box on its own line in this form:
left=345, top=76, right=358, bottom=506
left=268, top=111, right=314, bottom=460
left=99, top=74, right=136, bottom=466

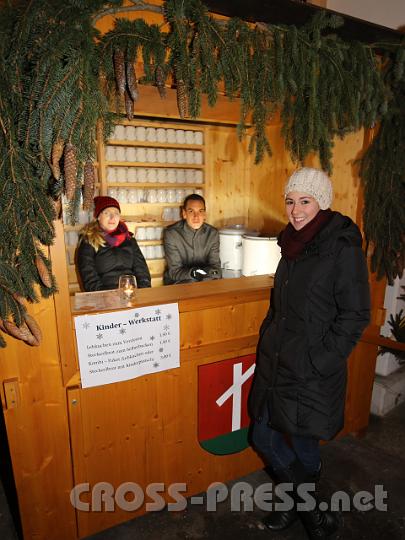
left=198, top=354, right=256, bottom=455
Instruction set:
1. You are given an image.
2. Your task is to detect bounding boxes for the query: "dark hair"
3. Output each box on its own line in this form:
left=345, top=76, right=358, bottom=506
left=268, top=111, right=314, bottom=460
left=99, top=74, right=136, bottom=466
left=183, top=193, right=206, bottom=209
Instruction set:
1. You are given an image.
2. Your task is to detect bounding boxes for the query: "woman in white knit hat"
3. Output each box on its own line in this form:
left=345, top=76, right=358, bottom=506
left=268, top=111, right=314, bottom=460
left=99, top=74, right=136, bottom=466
left=249, top=167, right=370, bottom=539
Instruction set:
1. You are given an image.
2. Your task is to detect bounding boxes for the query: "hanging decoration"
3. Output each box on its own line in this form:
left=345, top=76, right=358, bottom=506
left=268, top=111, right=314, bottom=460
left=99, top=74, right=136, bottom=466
left=0, top=0, right=404, bottom=347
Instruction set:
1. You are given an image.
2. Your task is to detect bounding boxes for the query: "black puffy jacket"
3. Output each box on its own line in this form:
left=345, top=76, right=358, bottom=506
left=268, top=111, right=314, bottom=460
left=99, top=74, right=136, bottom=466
left=77, top=238, right=151, bottom=291
left=249, top=212, right=370, bottom=440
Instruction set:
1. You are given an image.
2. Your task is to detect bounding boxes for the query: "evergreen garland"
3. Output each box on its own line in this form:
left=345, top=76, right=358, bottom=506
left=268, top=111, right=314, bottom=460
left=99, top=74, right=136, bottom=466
left=0, top=0, right=404, bottom=347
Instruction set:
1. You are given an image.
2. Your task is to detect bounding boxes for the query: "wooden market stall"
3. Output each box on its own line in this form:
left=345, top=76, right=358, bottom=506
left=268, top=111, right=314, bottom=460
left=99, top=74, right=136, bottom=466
left=0, top=1, right=395, bottom=539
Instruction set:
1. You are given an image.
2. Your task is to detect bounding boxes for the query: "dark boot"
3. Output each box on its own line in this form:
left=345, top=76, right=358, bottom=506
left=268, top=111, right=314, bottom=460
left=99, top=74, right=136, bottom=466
left=262, top=465, right=297, bottom=531
left=289, top=460, right=339, bottom=540
left=262, top=462, right=322, bottom=532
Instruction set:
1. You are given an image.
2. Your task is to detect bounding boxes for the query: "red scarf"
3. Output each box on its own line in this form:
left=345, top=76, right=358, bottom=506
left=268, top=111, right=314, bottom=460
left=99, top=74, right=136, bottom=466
left=279, top=209, right=334, bottom=260
left=103, top=221, right=132, bottom=247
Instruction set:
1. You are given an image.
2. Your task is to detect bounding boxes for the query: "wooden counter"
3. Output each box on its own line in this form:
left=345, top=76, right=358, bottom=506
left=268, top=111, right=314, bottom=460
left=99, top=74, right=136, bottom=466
left=68, top=276, right=271, bottom=537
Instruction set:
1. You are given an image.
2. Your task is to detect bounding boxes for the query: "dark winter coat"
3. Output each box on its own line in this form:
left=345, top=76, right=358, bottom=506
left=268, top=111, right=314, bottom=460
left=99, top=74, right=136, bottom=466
left=163, top=220, right=222, bottom=284
left=77, top=238, right=151, bottom=291
left=248, top=212, right=370, bottom=440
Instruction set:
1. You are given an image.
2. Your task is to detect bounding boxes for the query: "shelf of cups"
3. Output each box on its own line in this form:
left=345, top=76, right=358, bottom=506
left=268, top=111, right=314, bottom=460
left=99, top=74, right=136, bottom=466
left=106, top=162, right=204, bottom=169
left=122, top=219, right=175, bottom=226
left=64, top=225, right=83, bottom=231
left=137, top=240, right=163, bottom=246
left=106, top=183, right=205, bottom=188
left=107, top=140, right=203, bottom=149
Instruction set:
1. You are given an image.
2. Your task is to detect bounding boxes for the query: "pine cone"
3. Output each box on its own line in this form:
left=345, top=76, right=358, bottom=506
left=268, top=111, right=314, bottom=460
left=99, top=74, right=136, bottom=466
left=1, top=319, right=39, bottom=346
left=36, top=255, right=52, bottom=288
left=124, top=90, right=134, bottom=121
left=64, top=143, right=77, bottom=200
left=51, top=139, right=64, bottom=180
left=126, top=60, right=139, bottom=102
left=176, top=79, right=189, bottom=119
left=24, top=313, right=42, bottom=346
left=155, top=65, right=167, bottom=99
left=113, top=48, right=126, bottom=96
left=83, top=160, right=96, bottom=210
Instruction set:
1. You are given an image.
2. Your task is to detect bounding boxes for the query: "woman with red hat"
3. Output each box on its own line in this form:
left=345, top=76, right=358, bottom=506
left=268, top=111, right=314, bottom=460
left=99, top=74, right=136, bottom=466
left=77, top=196, right=151, bottom=291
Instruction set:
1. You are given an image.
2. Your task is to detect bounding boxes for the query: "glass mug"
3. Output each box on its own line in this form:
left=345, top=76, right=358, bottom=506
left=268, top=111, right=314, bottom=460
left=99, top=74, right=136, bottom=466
left=119, top=274, right=136, bottom=301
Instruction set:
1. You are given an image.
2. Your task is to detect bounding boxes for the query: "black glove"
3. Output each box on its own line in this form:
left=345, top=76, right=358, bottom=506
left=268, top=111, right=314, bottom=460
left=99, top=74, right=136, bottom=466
left=190, top=267, right=208, bottom=281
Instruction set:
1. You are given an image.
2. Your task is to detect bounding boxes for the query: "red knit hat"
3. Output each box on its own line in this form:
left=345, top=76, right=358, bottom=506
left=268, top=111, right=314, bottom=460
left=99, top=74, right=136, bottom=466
left=93, top=196, right=121, bottom=218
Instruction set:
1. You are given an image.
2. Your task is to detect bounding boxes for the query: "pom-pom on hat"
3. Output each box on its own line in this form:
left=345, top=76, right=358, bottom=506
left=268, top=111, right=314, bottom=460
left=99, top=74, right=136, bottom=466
left=93, top=196, right=121, bottom=218
left=284, top=168, right=333, bottom=210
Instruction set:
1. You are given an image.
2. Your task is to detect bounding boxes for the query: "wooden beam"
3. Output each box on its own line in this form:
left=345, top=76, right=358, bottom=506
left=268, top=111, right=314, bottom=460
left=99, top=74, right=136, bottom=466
left=203, top=0, right=402, bottom=45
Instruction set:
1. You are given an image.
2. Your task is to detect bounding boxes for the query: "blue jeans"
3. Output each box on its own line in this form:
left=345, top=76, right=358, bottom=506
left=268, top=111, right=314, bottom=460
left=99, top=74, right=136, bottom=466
left=251, top=406, right=320, bottom=475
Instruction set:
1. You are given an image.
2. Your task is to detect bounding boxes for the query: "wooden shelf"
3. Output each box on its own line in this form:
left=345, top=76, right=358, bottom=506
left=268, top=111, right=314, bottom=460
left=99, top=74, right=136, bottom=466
left=107, top=140, right=203, bottom=149
left=106, top=182, right=204, bottom=188
left=137, top=240, right=163, bottom=246
left=105, top=161, right=204, bottom=169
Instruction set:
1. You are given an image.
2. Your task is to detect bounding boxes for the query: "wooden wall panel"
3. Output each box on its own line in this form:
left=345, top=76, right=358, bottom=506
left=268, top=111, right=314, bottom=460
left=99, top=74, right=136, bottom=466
left=0, top=296, right=76, bottom=540
left=205, top=125, right=251, bottom=228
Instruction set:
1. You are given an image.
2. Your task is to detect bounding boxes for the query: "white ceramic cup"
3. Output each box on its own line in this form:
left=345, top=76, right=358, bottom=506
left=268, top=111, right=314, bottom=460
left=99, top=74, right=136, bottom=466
left=146, top=127, right=157, bottom=142
left=167, top=168, right=176, bottom=183
left=194, top=131, right=203, bottom=145
left=114, top=125, right=126, bottom=140
left=147, top=189, right=157, bottom=203
left=126, top=126, right=136, bottom=141
left=157, top=148, right=166, bottom=163
left=116, top=167, right=127, bottom=183
left=185, top=130, right=194, bottom=144
left=136, top=188, right=145, bottom=202
left=127, top=168, right=137, bottom=182
left=176, top=150, right=186, bottom=164
left=137, top=167, right=147, bottom=182
left=157, top=189, right=167, bottom=203
left=115, top=146, right=126, bottom=161
left=146, top=227, right=155, bottom=240
left=117, top=188, right=128, bottom=203
left=185, top=169, right=195, bottom=183
left=155, top=227, right=163, bottom=240
left=157, top=168, right=167, bottom=183
left=105, top=146, right=116, bottom=161
left=171, top=207, right=180, bottom=221
left=176, top=129, right=185, bottom=144
left=194, top=170, right=203, bottom=184
left=176, top=169, right=186, bottom=183
left=157, top=128, right=166, bottom=143
left=146, top=148, right=157, bottom=163
left=193, top=151, right=203, bottom=164
left=68, top=231, right=78, bottom=245
left=137, top=147, right=146, bottom=162
left=145, top=168, right=156, bottom=183
left=175, top=189, right=185, bottom=203
left=146, top=245, right=155, bottom=259
left=107, top=167, right=117, bottom=182
left=136, top=126, right=146, bottom=141
left=166, top=129, right=176, bottom=143
left=167, top=189, right=176, bottom=203
left=107, top=188, right=118, bottom=198
left=127, top=189, right=138, bottom=203
left=136, top=227, right=146, bottom=240
left=186, top=150, right=194, bottom=164
left=162, top=207, right=172, bottom=221
left=166, top=149, right=176, bottom=163
left=126, top=147, right=137, bottom=161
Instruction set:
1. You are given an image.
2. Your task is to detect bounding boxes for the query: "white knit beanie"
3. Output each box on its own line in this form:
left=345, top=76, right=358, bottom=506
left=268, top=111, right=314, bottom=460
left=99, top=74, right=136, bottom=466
left=284, top=168, right=333, bottom=210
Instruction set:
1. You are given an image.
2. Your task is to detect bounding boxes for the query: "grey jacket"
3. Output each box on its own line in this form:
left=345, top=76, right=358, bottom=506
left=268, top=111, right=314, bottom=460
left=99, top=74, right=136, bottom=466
left=163, top=220, right=222, bottom=284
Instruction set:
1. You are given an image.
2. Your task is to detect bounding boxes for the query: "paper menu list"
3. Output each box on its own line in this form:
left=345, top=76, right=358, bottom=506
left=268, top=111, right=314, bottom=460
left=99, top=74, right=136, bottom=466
left=74, top=303, right=179, bottom=388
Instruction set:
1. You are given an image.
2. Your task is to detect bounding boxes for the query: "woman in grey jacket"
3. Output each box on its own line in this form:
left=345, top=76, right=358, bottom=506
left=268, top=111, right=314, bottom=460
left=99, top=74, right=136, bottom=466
left=249, top=168, right=370, bottom=539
